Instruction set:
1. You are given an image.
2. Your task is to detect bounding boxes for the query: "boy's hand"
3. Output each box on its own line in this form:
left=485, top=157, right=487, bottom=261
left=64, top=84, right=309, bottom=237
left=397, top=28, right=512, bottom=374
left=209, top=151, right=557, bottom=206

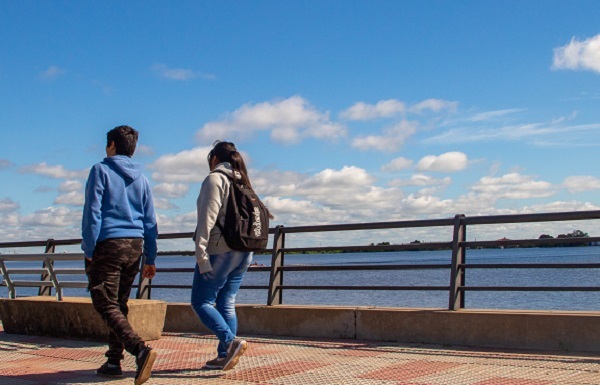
left=142, top=264, right=156, bottom=279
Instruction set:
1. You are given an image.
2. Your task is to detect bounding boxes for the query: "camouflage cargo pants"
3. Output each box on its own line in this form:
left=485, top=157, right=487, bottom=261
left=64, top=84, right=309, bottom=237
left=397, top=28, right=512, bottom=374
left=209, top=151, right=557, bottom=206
left=86, top=238, right=146, bottom=361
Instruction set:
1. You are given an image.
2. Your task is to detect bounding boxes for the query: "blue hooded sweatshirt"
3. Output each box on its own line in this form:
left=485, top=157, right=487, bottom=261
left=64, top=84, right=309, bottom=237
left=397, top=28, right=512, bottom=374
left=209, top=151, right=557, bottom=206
left=81, top=155, right=158, bottom=264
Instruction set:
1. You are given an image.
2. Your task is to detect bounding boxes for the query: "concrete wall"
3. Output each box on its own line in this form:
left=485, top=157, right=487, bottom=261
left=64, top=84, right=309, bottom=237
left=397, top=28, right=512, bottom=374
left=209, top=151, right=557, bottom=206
left=2, top=299, right=599, bottom=353
left=164, top=303, right=600, bottom=353
left=0, top=296, right=166, bottom=342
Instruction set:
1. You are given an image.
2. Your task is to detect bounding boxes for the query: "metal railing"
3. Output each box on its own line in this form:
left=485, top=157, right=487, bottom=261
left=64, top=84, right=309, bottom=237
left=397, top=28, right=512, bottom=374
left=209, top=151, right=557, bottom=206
left=1, top=210, right=600, bottom=309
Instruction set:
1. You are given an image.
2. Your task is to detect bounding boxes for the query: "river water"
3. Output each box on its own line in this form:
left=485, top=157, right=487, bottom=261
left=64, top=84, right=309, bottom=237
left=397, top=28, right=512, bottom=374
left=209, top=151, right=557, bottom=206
left=2, top=246, right=599, bottom=311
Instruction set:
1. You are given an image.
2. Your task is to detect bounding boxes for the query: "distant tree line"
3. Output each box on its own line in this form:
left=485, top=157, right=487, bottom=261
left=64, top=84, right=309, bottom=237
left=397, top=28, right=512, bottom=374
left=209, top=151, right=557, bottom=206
left=538, top=229, right=591, bottom=247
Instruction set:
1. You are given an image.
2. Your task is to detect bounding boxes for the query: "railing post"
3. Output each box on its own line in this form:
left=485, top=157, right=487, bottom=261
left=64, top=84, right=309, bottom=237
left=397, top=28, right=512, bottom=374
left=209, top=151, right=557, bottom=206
left=267, top=225, right=285, bottom=306
left=136, top=254, right=151, bottom=299
left=0, top=259, right=15, bottom=299
left=449, top=214, right=466, bottom=310
left=44, top=256, right=63, bottom=301
left=39, top=239, right=55, bottom=296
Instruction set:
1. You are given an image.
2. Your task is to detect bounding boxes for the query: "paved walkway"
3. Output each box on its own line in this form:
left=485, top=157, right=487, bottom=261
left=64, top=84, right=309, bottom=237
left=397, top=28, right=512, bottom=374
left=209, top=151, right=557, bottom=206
left=0, top=326, right=599, bottom=385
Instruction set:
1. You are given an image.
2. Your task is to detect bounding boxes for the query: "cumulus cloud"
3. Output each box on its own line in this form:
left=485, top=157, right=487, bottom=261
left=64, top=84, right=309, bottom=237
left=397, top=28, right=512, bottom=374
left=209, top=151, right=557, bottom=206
left=553, top=34, right=600, bottom=73
left=352, top=119, right=418, bottom=152
left=381, top=157, right=413, bottom=172
left=390, top=174, right=451, bottom=187
left=40, top=65, right=66, bottom=80
left=340, top=99, right=406, bottom=120
left=154, top=183, right=190, bottom=198
left=0, top=198, right=20, bottom=213
left=59, top=180, right=83, bottom=192
left=54, top=191, right=85, bottom=206
left=471, top=173, right=555, bottom=200
left=196, top=96, right=346, bottom=145
left=152, top=64, right=216, bottom=81
left=153, top=198, right=179, bottom=210
left=416, top=152, right=468, bottom=172
left=410, top=98, right=458, bottom=113
left=21, top=206, right=81, bottom=227
left=149, top=146, right=212, bottom=183
left=563, top=175, right=600, bottom=193
left=20, top=162, right=89, bottom=180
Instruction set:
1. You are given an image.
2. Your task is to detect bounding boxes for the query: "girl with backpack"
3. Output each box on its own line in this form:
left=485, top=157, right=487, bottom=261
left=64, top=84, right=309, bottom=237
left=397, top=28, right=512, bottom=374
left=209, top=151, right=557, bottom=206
left=191, top=141, right=257, bottom=371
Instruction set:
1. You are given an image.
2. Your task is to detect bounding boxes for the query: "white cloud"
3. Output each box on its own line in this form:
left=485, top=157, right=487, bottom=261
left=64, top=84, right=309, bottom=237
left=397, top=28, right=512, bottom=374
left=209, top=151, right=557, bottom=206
left=20, top=162, right=89, bottom=180
left=471, top=173, right=555, bottom=200
left=352, top=119, right=417, bottom=152
left=425, top=121, right=600, bottom=145
left=468, top=109, right=524, bottom=122
left=59, top=180, right=83, bottom=192
left=153, top=198, right=179, bottom=210
left=381, top=157, right=413, bottom=172
left=154, top=183, right=190, bottom=198
left=152, top=64, right=216, bottom=81
left=416, top=152, right=468, bottom=172
left=0, top=198, right=20, bottom=213
left=563, top=175, right=600, bottom=193
left=390, top=174, right=451, bottom=187
left=54, top=191, right=85, bottom=206
left=155, top=211, right=196, bottom=232
left=410, top=98, right=458, bottom=113
left=196, top=96, right=346, bottom=145
left=340, top=99, right=406, bottom=120
left=21, top=206, right=81, bottom=227
left=40, top=65, right=66, bottom=80
left=553, top=34, right=600, bottom=73
left=149, top=146, right=212, bottom=183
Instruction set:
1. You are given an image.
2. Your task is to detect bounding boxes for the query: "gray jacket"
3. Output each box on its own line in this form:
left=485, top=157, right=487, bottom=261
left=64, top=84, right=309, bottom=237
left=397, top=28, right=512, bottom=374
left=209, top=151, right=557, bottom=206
left=194, top=162, right=238, bottom=273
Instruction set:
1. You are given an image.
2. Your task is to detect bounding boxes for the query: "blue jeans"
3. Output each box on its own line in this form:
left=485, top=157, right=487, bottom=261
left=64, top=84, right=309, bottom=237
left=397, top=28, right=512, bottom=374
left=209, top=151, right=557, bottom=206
left=191, top=250, right=252, bottom=357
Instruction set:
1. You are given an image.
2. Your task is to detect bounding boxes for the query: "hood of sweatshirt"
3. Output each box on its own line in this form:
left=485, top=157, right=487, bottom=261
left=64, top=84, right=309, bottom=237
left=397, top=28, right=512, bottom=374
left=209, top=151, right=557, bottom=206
left=103, top=155, right=143, bottom=184
left=213, top=162, right=241, bottom=180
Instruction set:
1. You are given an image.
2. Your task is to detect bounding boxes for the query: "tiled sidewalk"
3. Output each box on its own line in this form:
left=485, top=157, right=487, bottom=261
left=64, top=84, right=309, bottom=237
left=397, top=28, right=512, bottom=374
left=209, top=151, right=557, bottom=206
left=0, top=327, right=599, bottom=385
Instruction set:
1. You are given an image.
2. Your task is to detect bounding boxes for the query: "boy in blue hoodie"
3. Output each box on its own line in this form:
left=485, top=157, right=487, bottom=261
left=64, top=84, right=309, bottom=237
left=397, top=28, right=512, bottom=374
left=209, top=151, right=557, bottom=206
left=82, top=125, right=158, bottom=385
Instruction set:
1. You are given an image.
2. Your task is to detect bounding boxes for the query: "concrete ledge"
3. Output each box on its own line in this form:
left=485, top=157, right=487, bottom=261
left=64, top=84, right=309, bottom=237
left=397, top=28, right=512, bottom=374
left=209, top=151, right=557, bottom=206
left=0, top=296, right=167, bottom=342
left=164, top=303, right=356, bottom=339
left=164, top=303, right=600, bottom=353
left=356, top=307, right=600, bottom=352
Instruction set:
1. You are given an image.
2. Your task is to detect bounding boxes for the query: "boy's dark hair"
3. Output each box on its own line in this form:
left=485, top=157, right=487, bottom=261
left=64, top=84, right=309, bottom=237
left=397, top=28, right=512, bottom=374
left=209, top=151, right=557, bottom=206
left=107, top=125, right=138, bottom=157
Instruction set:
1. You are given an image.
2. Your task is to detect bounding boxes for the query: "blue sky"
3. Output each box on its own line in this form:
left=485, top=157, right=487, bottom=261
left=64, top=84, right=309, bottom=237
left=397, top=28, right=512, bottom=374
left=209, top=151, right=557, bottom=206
left=1, top=1, right=600, bottom=248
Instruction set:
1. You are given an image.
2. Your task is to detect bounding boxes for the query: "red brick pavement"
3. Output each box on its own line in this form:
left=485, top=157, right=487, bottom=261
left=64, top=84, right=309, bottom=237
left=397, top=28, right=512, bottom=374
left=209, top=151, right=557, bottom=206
left=0, top=327, right=599, bottom=385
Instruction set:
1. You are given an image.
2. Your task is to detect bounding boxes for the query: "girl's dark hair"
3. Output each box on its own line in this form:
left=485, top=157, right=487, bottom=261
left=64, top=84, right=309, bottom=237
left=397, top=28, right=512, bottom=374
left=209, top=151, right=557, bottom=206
left=107, top=125, right=138, bottom=157
left=208, top=141, right=253, bottom=190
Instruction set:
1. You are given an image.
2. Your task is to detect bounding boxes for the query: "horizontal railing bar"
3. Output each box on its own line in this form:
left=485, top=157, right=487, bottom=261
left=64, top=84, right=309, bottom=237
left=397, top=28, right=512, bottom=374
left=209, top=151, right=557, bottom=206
left=0, top=254, right=84, bottom=261
left=279, top=285, right=449, bottom=291
left=58, top=282, right=88, bottom=288
left=148, top=284, right=269, bottom=290
left=279, top=264, right=452, bottom=272
left=460, top=286, right=600, bottom=292
left=53, top=268, right=86, bottom=274
left=461, top=263, right=600, bottom=269
left=463, top=210, right=600, bottom=225
left=6, top=269, right=48, bottom=274
left=157, top=251, right=195, bottom=256
left=281, top=242, right=452, bottom=253
left=275, top=218, right=456, bottom=234
left=11, top=281, right=55, bottom=287
left=462, top=237, right=600, bottom=248
left=156, top=267, right=270, bottom=273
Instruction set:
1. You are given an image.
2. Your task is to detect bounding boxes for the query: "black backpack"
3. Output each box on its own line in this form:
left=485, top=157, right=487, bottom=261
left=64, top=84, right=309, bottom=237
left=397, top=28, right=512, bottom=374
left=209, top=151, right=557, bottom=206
left=212, top=170, right=270, bottom=252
